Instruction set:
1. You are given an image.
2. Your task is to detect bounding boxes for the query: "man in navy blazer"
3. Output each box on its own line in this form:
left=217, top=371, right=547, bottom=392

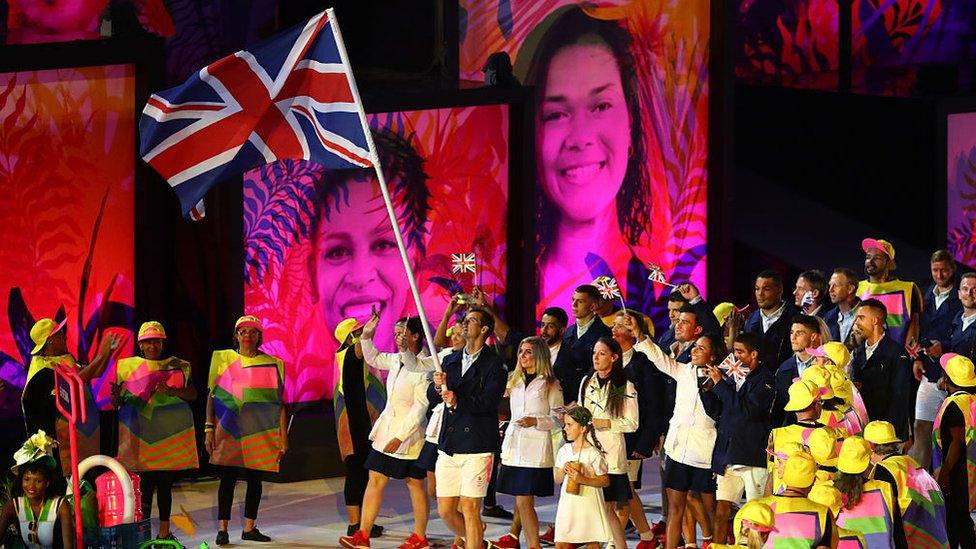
left=744, top=270, right=798, bottom=371
left=771, top=315, right=824, bottom=427
left=823, top=267, right=861, bottom=346
left=429, top=307, right=507, bottom=549
left=702, top=332, right=775, bottom=545
left=851, top=299, right=913, bottom=441
left=562, top=284, right=611, bottom=371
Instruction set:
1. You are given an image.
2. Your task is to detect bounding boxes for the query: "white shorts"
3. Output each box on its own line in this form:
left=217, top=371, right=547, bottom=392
left=626, top=459, right=642, bottom=482
left=715, top=465, right=768, bottom=503
left=435, top=451, right=493, bottom=498
left=915, top=379, right=948, bottom=422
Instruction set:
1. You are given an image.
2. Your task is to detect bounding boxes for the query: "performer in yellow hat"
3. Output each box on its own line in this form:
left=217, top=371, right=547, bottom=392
left=113, top=321, right=197, bottom=542
left=22, top=317, right=119, bottom=476
left=932, top=353, right=976, bottom=547
left=833, top=437, right=903, bottom=548
left=206, top=315, right=286, bottom=545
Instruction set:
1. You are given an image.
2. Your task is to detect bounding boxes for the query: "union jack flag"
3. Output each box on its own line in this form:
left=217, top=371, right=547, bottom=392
left=451, top=253, right=476, bottom=274
left=139, top=9, right=372, bottom=218
left=647, top=264, right=669, bottom=284
left=594, top=277, right=621, bottom=300
left=718, top=353, right=748, bottom=384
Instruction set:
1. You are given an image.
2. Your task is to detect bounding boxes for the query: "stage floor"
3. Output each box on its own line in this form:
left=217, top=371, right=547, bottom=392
left=160, top=458, right=665, bottom=548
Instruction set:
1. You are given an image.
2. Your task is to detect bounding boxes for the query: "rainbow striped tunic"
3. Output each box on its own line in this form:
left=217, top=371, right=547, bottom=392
left=116, top=356, right=199, bottom=471
left=208, top=350, right=285, bottom=472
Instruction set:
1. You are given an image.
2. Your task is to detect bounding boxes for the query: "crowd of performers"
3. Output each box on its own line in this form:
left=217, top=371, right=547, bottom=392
left=3, top=236, right=976, bottom=549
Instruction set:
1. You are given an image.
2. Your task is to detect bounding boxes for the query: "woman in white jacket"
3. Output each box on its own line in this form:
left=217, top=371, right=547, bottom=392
left=577, top=336, right=637, bottom=549
left=497, top=336, right=563, bottom=549
left=339, top=313, right=434, bottom=549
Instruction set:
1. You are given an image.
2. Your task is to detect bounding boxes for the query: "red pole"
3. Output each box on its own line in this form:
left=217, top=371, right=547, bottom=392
left=68, top=415, right=83, bottom=547
left=54, top=365, right=85, bottom=548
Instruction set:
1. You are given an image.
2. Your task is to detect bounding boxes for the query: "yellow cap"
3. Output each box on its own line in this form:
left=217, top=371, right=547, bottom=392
left=838, top=436, right=872, bottom=474
left=713, top=302, right=735, bottom=327
left=808, top=484, right=844, bottom=512
left=807, top=427, right=842, bottom=466
left=940, top=353, right=976, bottom=388
left=735, top=500, right=776, bottom=533
left=863, top=420, right=901, bottom=445
left=30, top=318, right=67, bottom=355
left=234, top=315, right=262, bottom=331
left=823, top=342, right=850, bottom=369
left=800, top=365, right=834, bottom=399
left=862, top=238, right=895, bottom=260
left=137, top=321, right=167, bottom=341
left=783, top=451, right=817, bottom=488
left=334, top=318, right=365, bottom=350
left=784, top=380, right=821, bottom=412
left=829, top=369, right=854, bottom=403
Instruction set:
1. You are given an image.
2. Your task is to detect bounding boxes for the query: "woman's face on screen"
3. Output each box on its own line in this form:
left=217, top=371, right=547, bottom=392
left=312, top=180, right=410, bottom=349
left=536, top=41, right=631, bottom=224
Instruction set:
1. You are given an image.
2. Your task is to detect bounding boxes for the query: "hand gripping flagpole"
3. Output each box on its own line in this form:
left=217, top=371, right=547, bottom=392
left=327, top=8, right=441, bottom=373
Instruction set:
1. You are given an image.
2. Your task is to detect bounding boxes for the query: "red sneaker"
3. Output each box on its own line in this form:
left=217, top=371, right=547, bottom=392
left=701, top=540, right=712, bottom=549
left=493, top=534, right=520, bottom=549
left=397, top=533, right=430, bottom=549
left=635, top=540, right=659, bottom=549
left=539, top=526, right=555, bottom=546
left=340, top=530, right=370, bottom=549
left=450, top=538, right=465, bottom=549
left=650, top=520, right=666, bottom=537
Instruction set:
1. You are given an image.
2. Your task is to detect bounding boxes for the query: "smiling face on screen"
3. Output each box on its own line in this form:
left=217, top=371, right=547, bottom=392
left=536, top=41, right=631, bottom=225
left=311, top=179, right=410, bottom=350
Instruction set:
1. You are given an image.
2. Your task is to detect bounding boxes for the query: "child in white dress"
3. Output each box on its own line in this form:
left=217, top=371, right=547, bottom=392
left=554, top=406, right=612, bottom=549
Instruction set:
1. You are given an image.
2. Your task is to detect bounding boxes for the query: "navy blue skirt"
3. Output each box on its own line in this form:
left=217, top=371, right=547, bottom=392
left=364, top=448, right=426, bottom=480
left=496, top=464, right=554, bottom=497
left=415, top=441, right=439, bottom=472
left=603, top=473, right=632, bottom=503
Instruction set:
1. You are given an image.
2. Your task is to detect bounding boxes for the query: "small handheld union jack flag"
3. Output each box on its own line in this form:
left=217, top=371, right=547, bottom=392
left=594, top=277, right=621, bottom=301
left=451, top=253, right=476, bottom=274
left=647, top=263, right=678, bottom=288
left=718, top=353, right=748, bottom=384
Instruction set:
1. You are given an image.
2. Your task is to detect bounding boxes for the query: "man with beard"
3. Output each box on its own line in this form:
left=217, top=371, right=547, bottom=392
left=824, top=267, right=860, bottom=347
left=850, top=299, right=913, bottom=441
left=856, top=238, right=923, bottom=346
left=744, top=270, right=798, bottom=370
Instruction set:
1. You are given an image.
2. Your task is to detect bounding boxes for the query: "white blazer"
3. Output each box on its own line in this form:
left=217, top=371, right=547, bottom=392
left=501, top=375, right=564, bottom=468
left=362, top=338, right=433, bottom=459
left=578, top=374, right=638, bottom=475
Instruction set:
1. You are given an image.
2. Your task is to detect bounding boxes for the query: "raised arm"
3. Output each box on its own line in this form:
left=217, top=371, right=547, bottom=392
left=434, top=295, right=462, bottom=349
left=78, top=332, right=121, bottom=382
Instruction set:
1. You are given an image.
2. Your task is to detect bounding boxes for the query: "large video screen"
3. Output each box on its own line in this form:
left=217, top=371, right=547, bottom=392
left=459, top=0, right=708, bottom=325
left=242, top=105, right=510, bottom=403
left=948, top=112, right=976, bottom=266
left=0, top=64, right=136, bottom=415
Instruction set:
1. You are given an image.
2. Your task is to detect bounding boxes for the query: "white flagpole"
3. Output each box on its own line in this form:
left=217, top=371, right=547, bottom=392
left=327, top=8, right=441, bottom=372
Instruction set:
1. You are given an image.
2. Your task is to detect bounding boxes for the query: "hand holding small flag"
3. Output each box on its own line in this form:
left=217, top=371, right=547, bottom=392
left=718, top=353, right=748, bottom=384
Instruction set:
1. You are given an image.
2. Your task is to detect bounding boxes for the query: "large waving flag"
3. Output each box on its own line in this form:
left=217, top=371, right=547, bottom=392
left=139, top=9, right=371, bottom=218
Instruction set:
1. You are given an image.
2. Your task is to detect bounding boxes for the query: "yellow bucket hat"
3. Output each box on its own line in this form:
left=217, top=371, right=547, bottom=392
left=784, top=380, right=821, bottom=412
left=713, top=302, right=735, bottom=327
left=807, top=427, right=842, bottom=467
left=808, top=484, right=844, bottom=513
left=137, top=321, right=167, bottom=341
left=863, top=420, right=901, bottom=445
left=783, top=451, right=817, bottom=488
left=736, top=500, right=777, bottom=533
left=940, top=353, right=976, bottom=388
left=800, top=365, right=834, bottom=399
left=838, top=436, right=872, bottom=474
left=30, top=318, right=67, bottom=355
left=334, top=318, right=365, bottom=351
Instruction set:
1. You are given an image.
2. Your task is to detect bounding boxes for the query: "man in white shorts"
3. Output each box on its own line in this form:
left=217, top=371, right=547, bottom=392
left=429, top=307, right=507, bottom=549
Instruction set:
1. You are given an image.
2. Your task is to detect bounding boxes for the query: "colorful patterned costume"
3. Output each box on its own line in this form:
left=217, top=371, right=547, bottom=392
left=856, top=279, right=922, bottom=344
left=758, top=494, right=832, bottom=548
left=836, top=479, right=899, bottom=549
left=332, top=345, right=385, bottom=460
left=932, top=390, right=976, bottom=511
left=208, top=350, right=284, bottom=472
left=115, top=356, right=198, bottom=471
left=24, top=355, right=99, bottom=476
left=873, top=454, right=948, bottom=549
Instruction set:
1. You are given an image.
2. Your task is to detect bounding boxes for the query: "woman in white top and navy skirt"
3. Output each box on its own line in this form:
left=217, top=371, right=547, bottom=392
left=497, top=336, right=564, bottom=549
left=340, top=314, right=434, bottom=549
left=578, top=336, right=637, bottom=549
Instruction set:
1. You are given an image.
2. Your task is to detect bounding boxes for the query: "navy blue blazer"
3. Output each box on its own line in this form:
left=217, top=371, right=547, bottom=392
left=552, top=343, right=588, bottom=406
left=427, top=346, right=507, bottom=455
left=625, top=350, right=668, bottom=457
left=772, top=355, right=801, bottom=428
left=709, top=366, right=776, bottom=473
left=921, top=285, right=962, bottom=348
left=564, top=317, right=612, bottom=357
left=744, top=302, right=799, bottom=372
left=824, top=305, right=842, bottom=342
left=851, top=336, right=913, bottom=440
left=658, top=328, right=676, bottom=354
left=920, top=296, right=969, bottom=382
